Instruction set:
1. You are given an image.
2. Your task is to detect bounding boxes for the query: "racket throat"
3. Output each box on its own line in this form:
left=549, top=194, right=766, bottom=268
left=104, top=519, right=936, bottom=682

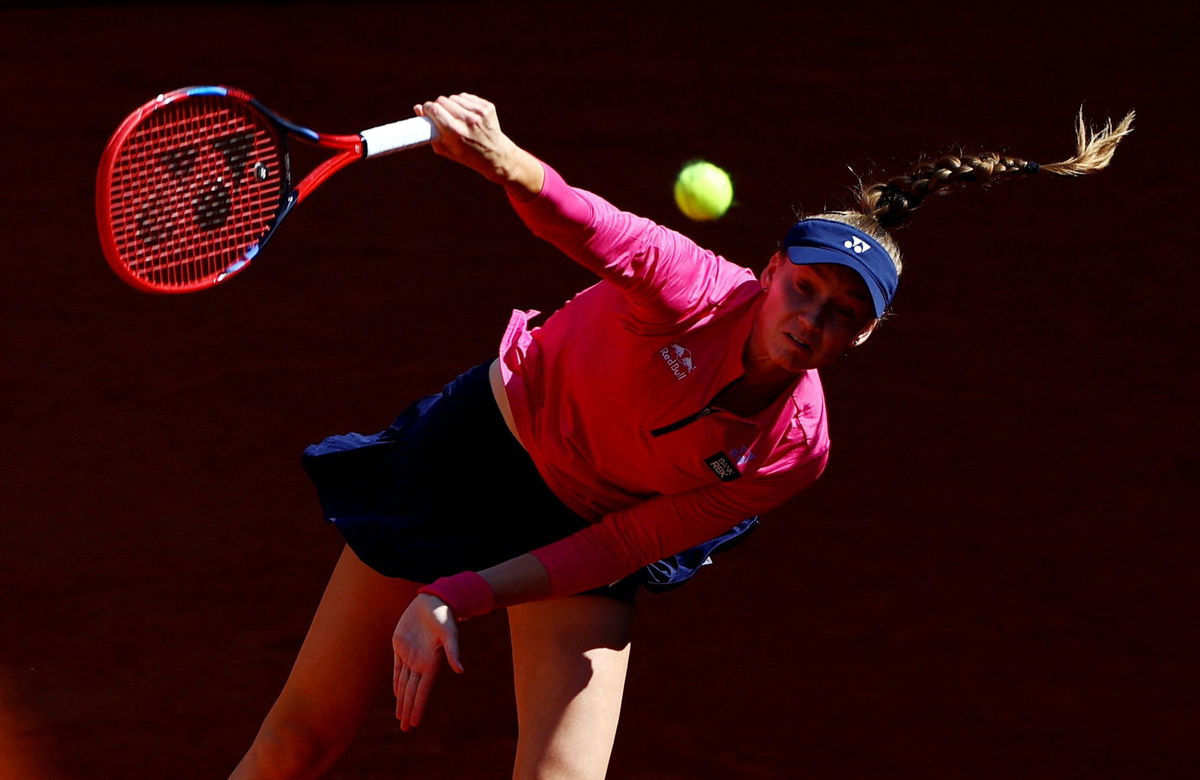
left=291, top=144, right=363, bottom=206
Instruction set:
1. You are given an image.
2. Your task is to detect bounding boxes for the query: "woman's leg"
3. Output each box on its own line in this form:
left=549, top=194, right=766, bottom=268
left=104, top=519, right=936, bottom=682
left=231, top=545, right=419, bottom=779
left=508, top=595, right=636, bottom=780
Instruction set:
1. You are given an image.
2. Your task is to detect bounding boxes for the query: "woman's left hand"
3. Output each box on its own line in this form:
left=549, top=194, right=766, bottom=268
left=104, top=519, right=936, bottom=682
left=392, top=593, right=465, bottom=730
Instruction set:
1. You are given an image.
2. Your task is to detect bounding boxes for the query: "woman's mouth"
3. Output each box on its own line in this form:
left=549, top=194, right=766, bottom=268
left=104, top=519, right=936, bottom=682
left=785, top=332, right=811, bottom=352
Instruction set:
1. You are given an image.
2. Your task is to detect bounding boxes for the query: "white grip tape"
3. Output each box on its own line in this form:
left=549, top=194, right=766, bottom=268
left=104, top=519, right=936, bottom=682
left=360, top=117, right=437, bottom=157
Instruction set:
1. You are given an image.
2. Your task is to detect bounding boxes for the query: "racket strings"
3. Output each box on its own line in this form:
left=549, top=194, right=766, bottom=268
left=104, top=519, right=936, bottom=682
left=107, top=96, right=285, bottom=289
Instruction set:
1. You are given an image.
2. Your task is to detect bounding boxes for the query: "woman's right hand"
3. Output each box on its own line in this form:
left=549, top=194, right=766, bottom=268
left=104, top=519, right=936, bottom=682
left=414, top=94, right=544, bottom=198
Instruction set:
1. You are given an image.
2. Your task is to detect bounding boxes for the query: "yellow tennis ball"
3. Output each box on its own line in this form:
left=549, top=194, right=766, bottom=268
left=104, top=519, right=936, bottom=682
left=674, top=161, right=733, bottom=221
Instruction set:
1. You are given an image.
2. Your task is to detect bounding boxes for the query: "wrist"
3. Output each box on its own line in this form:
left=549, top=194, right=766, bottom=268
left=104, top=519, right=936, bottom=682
left=417, top=572, right=496, bottom=621
left=496, top=148, right=545, bottom=201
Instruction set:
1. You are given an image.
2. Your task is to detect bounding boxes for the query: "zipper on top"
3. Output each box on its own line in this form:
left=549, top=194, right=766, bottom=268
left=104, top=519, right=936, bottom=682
left=650, top=407, right=716, bottom=437
left=650, top=375, right=751, bottom=438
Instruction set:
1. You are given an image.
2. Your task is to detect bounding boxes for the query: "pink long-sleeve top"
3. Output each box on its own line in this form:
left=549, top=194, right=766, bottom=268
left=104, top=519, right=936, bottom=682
left=498, top=162, right=831, bottom=597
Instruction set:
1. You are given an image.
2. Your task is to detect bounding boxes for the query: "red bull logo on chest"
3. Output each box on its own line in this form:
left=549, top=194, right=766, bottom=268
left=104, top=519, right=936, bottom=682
left=659, top=343, right=694, bottom=381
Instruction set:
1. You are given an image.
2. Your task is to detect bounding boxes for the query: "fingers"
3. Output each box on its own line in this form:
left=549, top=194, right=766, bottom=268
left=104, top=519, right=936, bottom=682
left=395, top=666, right=408, bottom=724
left=451, top=93, right=494, bottom=116
left=413, top=94, right=496, bottom=135
left=392, top=644, right=447, bottom=730
left=395, top=662, right=440, bottom=731
left=400, top=667, right=424, bottom=730
left=406, top=670, right=430, bottom=729
left=432, top=92, right=493, bottom=116
left=392, top=661, right=417, bottom=729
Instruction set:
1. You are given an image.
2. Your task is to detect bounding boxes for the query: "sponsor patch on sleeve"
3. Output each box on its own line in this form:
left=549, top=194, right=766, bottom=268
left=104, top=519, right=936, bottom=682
left=704, top=452, right=741, bottom=482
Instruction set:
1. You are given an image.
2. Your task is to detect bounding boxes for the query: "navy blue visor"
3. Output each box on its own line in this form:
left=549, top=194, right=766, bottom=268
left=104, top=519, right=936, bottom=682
left=783, top=219, right=898, bottom=318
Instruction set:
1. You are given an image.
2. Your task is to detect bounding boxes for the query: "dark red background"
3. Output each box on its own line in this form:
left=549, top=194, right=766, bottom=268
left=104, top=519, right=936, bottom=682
left=2, top=1, right=1196, bottom=777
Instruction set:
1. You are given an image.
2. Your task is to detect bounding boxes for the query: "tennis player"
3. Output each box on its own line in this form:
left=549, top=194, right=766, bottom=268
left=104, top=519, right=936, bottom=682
left=231, top=95, right=1131, bottom=778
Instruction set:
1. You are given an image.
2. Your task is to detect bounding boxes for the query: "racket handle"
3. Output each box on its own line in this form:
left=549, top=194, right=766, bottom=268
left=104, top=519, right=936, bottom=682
left=361, top=116, right=438, bottom=157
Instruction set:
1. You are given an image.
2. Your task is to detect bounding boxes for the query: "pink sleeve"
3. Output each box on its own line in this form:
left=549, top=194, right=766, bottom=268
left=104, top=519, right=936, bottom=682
left=527, top=450, right=828, bottom=598
left=509, top=162, right=748, bottom=326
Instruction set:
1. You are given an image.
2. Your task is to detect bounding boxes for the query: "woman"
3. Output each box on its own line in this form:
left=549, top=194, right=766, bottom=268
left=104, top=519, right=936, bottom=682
left=232, top=95, right=1132, bottom=778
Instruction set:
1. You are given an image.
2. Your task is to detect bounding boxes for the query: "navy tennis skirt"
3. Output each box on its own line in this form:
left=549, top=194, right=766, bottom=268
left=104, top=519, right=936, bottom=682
left=301, top=361, right=758, bottom=602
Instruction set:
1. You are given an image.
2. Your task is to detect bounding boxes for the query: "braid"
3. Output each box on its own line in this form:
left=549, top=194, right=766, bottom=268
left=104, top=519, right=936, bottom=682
left=855, top=108, right=1135, bottom=230
left=794, top=109, right=1134, bottom=307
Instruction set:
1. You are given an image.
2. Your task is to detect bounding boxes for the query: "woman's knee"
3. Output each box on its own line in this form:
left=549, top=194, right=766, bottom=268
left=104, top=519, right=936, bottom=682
left=236, top=716, right=345, bottom=780
left=233, top=547, right=414, bottom=778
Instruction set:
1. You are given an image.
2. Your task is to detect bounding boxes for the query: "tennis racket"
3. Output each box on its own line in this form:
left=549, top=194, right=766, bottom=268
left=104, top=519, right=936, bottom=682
left=96, top=85, right=437, bottom=293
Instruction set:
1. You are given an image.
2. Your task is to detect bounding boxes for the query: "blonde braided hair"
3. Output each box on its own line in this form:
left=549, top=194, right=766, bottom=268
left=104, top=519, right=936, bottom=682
left=806, top=109, right=1135, bottom=284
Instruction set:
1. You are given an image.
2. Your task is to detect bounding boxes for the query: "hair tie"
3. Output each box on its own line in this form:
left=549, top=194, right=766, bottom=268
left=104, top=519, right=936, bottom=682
left=1024, top=160, right=1040, bottom=174
left=882, top=185, right=908, bottom=206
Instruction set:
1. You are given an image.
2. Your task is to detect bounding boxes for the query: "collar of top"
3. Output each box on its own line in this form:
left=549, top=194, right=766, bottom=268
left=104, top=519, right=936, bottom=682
left=782, top=219, right=898, bottom=318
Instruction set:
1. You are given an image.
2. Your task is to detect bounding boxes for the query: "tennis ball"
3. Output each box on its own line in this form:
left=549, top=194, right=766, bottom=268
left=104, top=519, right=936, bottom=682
left=674, top=161, right=733, bottom=221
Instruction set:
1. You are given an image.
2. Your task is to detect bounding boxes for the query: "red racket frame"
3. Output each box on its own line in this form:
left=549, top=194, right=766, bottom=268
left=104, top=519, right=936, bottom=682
left=96, top=86, right=368, bottom=294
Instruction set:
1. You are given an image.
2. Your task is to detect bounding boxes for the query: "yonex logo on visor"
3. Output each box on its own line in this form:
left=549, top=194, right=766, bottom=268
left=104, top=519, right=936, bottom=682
left=783, top=219, right=899, bottom=318
left=844, top=237, right=870, bottom=254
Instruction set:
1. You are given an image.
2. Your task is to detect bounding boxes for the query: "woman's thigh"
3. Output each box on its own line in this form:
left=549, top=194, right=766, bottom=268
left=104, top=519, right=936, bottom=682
left=507, top=595, right=636, bottom=780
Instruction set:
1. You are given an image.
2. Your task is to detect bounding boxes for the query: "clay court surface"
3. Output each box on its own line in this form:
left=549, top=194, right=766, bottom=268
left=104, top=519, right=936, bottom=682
left=2, top=1, right=1196, bottom=777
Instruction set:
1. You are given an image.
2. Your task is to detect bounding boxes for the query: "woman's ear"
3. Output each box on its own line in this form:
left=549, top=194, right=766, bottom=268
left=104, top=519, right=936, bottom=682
left=761, top=251, right=786, bottom=289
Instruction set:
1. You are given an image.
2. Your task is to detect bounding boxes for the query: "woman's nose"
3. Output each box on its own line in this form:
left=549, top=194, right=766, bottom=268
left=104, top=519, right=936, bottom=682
left=793, top=303, right=820, bottom=331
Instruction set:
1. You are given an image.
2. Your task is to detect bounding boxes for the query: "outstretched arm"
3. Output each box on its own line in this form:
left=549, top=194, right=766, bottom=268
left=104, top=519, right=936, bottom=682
left=416, top=94, right=748, bottom=327
left=414, top=93, right=545, bottom=199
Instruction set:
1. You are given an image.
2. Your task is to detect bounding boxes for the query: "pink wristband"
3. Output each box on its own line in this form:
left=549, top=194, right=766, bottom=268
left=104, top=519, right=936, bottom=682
left=417, top=572, right=496, bottom=621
